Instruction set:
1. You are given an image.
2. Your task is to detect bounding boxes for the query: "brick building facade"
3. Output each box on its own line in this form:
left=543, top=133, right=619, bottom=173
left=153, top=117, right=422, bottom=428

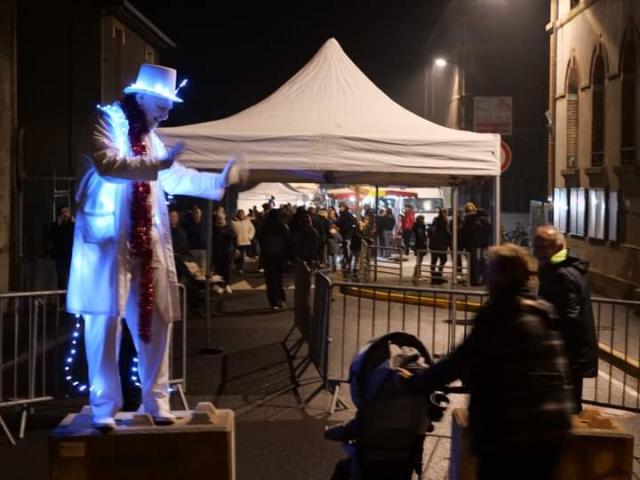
left=548, top=0, right=640, bottom=298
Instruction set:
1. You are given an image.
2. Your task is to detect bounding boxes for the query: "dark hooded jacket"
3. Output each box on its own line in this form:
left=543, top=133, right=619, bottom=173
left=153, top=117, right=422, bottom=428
left=461, top=209, right=491, bottom=250
left=408, top=288, right=573, bottom=454
left=538, top=255, right=598, bottom=378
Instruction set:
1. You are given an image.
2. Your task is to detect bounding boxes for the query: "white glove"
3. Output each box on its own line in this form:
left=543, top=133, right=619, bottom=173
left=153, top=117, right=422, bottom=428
left=221, top=154, right=248, bottom=187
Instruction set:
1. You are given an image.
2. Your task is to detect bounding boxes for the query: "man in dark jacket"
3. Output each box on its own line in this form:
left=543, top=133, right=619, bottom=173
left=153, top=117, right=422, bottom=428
left=337, top=203, right=356, bottom=270
left=428, top=208, right=451, bottom=284
left=460, top=202, right=492, bottom=286
left=258, top=208, right=291, bottom=309
left=534, top=225, right=598, bottom=413
left=403, top=244, right=573, bottom=479
left=48, top=204, right=75, bottom=290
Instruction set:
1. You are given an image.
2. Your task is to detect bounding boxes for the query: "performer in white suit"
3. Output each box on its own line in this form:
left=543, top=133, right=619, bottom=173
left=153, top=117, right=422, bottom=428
left=66, top=64, right=243, bottom=430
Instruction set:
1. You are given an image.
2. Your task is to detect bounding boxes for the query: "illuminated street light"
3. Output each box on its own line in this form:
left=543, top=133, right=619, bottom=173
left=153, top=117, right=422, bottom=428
left=434, top=57, right=448, bottom=67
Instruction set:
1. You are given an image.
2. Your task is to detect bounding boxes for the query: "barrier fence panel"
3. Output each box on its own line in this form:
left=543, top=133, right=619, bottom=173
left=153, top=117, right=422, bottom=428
left=321, top=279, right=487, bottom=385
left=0, top=287, right=189, bottom=444
left=0, top=290, right=64, bottom=444
left=310, top=272, right=333, bottom=386
left=367, top=244, right=404, bottom=284
left=583, top=297, right=640, bottom=412
left=413, top=250, right=470, bottom=286
left=307, top=274, right=640, bottom=413
left=294, top=259, right=312, bottom=340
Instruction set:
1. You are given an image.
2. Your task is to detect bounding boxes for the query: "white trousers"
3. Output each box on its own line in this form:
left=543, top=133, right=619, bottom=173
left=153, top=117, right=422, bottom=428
left=83, top=262, right=172, bottom=419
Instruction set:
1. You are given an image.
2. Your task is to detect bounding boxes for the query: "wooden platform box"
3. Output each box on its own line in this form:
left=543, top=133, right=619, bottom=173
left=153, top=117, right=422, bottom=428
left=50, top=404, right=235, bottom=480
left=450, top=407, right=634, bottom=480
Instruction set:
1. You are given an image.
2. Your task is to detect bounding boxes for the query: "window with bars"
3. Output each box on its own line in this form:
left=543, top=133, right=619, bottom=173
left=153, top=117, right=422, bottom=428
left=566, top=62, right=580, bottom=168
left=621, top=34, right=636, bottom=165
left=591, top=52, right=605, bottom=167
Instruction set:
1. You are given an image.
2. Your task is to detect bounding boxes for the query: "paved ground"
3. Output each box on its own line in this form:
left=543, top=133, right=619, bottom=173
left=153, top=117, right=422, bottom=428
left=1, top=256, right=639, bottom=479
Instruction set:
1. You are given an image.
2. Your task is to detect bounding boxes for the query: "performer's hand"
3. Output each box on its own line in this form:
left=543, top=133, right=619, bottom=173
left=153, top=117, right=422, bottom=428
left=222, top=154, right=249, bottom=187
left=161, top=142, right=185, bottom=169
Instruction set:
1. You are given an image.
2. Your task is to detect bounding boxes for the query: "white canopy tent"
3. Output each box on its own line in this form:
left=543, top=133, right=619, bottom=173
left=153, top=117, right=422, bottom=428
left=159, top=38, right=502, bottom=331
left=237, top=183, right=308, bottom=212
left=158, top=38, right=501, bottom=188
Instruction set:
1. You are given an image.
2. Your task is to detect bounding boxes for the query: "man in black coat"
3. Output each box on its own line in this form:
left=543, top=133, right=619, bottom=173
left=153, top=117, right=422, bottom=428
left=48, top=205, right=75, bottom=290
left=337, top=203, right=356, bottom=269
left=403, top=244, right=573, bottom=479
left=534, top=225, right=598, bottom=412
left=460, top=202, right=492, bottom=286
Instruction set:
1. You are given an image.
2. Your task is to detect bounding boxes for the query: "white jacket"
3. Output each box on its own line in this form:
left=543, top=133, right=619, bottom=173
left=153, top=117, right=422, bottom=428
left=231, top=217, right=255, bottom=247
left=66, top=103, right=225, bottom=321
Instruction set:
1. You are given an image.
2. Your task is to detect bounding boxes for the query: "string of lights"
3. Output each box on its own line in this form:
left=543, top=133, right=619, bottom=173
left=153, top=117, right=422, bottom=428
left=64, top=315, right=142, bottom=393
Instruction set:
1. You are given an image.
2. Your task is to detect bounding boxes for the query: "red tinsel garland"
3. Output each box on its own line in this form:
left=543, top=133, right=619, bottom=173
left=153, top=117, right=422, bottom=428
left=129, top=141, right=154, bottom=343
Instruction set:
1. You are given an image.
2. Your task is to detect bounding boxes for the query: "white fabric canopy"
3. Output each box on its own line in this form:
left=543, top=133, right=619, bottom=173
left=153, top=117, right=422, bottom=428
left=159, top=38, right=500, bottom=186
left=238, top=182, right=307, bottom=206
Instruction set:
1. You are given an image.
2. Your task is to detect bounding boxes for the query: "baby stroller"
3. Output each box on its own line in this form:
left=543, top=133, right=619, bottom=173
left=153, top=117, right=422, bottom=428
left=325, top=332, right=449, bottom=480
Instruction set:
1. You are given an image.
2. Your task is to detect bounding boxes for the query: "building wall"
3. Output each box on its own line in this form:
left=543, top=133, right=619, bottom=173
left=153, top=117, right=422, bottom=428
left=101, top=15, right=158, bottom=104
left=0, top=0, right=16, bottom=291
left=551, top=0, right=640, bottom=297
left=16, top=3, right=165, bottom=289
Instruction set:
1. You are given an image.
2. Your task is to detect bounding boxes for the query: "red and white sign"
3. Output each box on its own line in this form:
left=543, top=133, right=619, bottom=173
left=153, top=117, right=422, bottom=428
left=500, top=141, right=512, bottom=173
left=474, top=96, right=513, bottom=136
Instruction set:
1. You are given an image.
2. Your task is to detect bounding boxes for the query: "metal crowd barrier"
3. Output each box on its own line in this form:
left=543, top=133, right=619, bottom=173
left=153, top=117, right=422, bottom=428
left=297, top=271, right=640, bottom=414
left=0, top=286, right=189, bottom=445
left=582, top=296, right=640, bottom=412
left=413, top=249, right=470, bottom=286
left=366, top=244, right=404, bottom=284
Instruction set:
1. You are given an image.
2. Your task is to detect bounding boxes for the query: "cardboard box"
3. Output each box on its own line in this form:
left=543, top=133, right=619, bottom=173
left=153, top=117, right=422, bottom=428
left=450, top=407, right=634, bottom=480
left=50, top=405, right=235, bottom=480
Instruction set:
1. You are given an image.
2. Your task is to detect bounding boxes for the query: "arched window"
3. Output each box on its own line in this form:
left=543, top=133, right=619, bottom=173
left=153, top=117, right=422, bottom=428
left=591, top=49, right=606, bottom=167
left=566, top=60, right=580, bottom=168
left=621, top=32, right=636, bottom=165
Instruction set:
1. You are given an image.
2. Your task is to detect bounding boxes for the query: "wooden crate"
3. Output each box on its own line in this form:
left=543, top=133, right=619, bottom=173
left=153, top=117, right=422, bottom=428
left=50, top=406, right=235, bottom=480
left=450, top=407, right=634, bottom=480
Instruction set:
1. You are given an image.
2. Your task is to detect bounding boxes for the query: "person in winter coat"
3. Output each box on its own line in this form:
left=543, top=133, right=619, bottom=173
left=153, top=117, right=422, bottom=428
left=534, top=225, right=598, bottom=413
left=183, top=204, right=207, bottom=272
left=212, top=214, right=236, bottom=294
left=400, top=205, right=416, bottom=255
left=66, top=64, right=245, bottom=430
left=402, top=244, right=573, bottom=480
left=337, top=203, right=356, bottom=269
left=48, top=204, right=75, bottom=290
left=308, top=206, right=328, bottom=265
left=412, top=215, right=428, bottom=279
left=327, top=224, right=343, bottom=271
left=428, top=209, right=451, bottom=284
left=460, top=202, right=492, bottom=286
left=290, top=206, right=320, bottom=266
left=258, top=208, right=291, bottom=309
left=231, top=209, right=255, bottom=275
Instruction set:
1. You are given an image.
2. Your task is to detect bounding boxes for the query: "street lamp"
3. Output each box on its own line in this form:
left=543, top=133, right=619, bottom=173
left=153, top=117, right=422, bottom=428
left=434, top=57, right=448, bottom=68
left=429, top=56, right=467, bottom=130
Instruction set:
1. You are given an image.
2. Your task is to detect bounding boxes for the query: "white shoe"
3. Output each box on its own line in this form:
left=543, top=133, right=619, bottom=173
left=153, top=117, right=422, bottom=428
left=152, top=410, right=176, bottom=426
left=213, top=285, right=224, bottom=294
left=92, top=416, right=116, bottom=432
left=224, top=285, right=233, bottom=294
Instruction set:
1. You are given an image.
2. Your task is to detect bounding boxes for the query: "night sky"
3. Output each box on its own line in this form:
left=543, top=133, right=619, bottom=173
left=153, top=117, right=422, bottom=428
left=129, top=1, right=450, bottom=126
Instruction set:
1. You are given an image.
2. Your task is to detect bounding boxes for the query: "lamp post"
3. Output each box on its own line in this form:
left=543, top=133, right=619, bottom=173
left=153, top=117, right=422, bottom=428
left=432, top=57, right=467, bottom=130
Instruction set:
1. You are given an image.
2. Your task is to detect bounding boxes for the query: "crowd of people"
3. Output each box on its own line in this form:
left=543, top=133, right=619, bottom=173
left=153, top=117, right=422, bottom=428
left=48, top=198, right=497, bottom=299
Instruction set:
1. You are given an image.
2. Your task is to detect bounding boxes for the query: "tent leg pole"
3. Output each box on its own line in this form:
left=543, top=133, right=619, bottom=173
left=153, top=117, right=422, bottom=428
left=374, top=185, right=379, bottom=282
left=493, top=176, right=501, bottom=246
left=452, top=187, right=459, bottom=287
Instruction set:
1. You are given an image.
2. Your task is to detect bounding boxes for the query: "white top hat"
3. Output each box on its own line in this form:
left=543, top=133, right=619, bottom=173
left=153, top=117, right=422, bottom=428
left=123, top=64, right=185, bottom=103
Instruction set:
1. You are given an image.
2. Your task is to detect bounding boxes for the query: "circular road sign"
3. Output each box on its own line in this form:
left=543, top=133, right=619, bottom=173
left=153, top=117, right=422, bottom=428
left=500, top=141, right=512, bottom=173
